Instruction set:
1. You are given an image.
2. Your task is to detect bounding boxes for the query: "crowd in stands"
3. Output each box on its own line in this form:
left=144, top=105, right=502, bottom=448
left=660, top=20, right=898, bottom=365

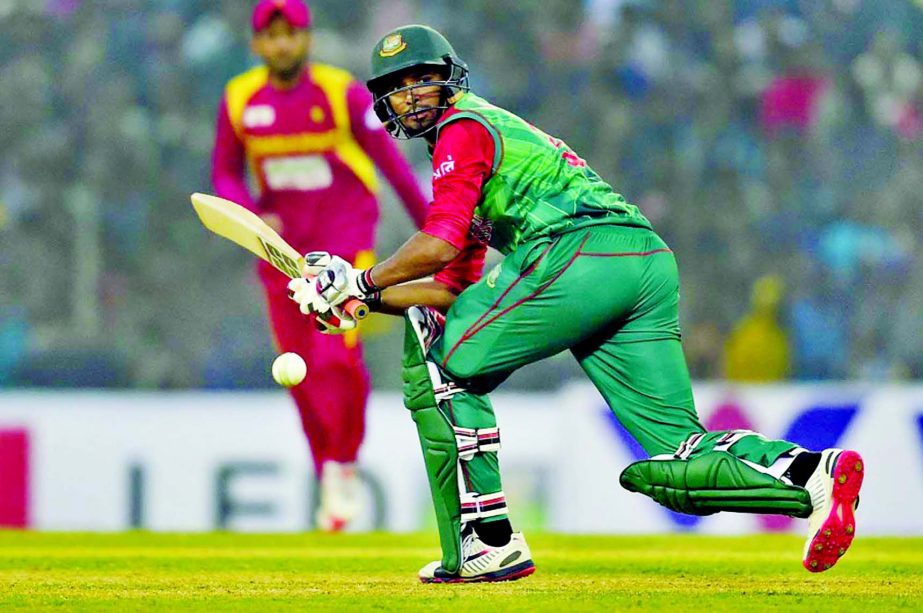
left=0, top=0, right=920, bottom=388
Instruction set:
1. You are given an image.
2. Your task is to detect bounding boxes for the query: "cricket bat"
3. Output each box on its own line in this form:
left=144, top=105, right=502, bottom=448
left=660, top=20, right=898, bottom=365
left=190, top=192, right=369, bottom=320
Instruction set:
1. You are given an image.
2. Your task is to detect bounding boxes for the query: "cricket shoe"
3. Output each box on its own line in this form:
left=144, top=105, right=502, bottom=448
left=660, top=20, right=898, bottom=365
left=419, top=531, right=536, bottom=584
left=316, top=461, right=362, bottom=532
left=802, top=448, right=864, bottom=572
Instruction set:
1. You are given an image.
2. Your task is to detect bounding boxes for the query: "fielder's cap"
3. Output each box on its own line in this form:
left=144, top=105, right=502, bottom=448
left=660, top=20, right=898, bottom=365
left=252, top=0, right=311, bottom=32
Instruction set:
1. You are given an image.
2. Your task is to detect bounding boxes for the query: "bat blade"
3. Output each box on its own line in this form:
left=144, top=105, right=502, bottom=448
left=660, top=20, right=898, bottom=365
left=190, top=192, right=370, bottom=321
left=190, top=192, right=303, bottom=278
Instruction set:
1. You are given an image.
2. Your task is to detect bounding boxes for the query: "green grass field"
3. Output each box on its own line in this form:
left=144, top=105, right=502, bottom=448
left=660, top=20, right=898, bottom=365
left=1, top=532, right=921, bottom=611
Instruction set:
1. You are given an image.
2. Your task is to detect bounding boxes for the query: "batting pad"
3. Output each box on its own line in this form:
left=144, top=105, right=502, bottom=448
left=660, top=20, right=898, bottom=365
left=620, top=450, right=812, bottom=518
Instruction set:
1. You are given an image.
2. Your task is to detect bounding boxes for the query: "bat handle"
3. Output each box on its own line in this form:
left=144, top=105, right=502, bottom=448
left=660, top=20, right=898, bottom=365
left=343, top=297, right=370, bottom=320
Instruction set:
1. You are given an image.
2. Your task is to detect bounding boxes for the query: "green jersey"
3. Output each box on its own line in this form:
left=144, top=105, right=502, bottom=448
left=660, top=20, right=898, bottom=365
left=436, top=93, right=651, bottom=254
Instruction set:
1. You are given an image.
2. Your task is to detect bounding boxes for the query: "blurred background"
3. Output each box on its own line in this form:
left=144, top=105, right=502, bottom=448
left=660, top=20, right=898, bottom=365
left=0, top=0, right=921, bottom=390
left=0, top=0, right=922, bottom=536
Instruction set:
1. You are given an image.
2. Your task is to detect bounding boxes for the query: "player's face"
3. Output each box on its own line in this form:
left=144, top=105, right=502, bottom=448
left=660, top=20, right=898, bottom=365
left=252, top=16, right=310, bottom=81
left=387, top=70, right=446, bottom=133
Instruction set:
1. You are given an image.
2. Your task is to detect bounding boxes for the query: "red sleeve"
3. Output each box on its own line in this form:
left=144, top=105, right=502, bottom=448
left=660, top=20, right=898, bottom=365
left=421, top=118, right=495, bottom=250
left=347, top=82, right=429, bottom=228
left=434, top=236, right=488, bottom=293
left=211, top=95, right=258, bottom=212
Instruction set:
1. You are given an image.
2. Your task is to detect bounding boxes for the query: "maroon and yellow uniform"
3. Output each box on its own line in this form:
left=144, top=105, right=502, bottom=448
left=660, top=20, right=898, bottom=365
left=212, top=62, right=428, bottom=474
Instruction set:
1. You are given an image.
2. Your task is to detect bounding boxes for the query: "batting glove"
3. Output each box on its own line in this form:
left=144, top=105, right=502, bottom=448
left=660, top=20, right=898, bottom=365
left=314, top=256, right=380, bottom=307
left=287, top=277, right=329, bottom=315
left=301, top=251, right=332, bottom=278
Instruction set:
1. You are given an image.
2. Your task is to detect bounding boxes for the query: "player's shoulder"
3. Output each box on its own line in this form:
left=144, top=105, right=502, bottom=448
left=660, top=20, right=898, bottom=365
left=309, top=62, right=357, bottom=88
left=224, top=66, right=270, bottom=98
left=436, top=110, right=493, bottom=146
left=225, top=66, right=270, bottom=90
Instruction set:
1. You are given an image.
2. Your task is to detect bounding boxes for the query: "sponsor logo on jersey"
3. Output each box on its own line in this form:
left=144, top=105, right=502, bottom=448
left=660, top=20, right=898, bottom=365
left=379, top=34, right=407, bottom=57
left=243, top=105, right=276, bottom=128
left=469, top=214, right=493, bottom=245
left=310, top=106, right=325, bottom=123
left=262, top=155, right=333, bottom=192
left=433, top=154, right=455, bottom=180
left=485, top=263, right=502, bottom=289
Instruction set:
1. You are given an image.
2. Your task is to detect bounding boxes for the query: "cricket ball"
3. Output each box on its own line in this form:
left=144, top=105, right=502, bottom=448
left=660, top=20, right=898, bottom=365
left=272, top=352, right=307, bottom=388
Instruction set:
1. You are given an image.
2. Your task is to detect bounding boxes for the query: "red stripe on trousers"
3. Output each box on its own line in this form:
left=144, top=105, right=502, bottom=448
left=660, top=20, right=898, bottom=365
left=0, top=429, right=29, bottom=528
left=442, top=236, right=588, bottom=369
left=577, top=248, right=673, bottom=257
left=459, top=242, right=554, bottom=345
left=442, top=240, right=670, bottom=370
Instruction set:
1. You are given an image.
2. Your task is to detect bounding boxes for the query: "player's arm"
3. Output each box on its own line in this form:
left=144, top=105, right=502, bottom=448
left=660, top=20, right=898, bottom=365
left=374, top=229, right=488, bottom=314
left=304, top=119, right=492, bottom=318
left=347, top=82, right=429, bottom=228
left=375, top=231, right=487, bottom=313
left=369, top=232, right=459, bottom=288
left=377, top=280, right=459, bottom=315
left=367, top=118, right=493, bottom=289
left=211, top=94, right=258, bottom=213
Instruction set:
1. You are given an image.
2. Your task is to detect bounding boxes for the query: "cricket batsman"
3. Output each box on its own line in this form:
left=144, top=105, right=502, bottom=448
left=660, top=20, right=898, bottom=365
left=210, top=0, right=431, bottom=531
left=287, top=25, right=865, bottom=582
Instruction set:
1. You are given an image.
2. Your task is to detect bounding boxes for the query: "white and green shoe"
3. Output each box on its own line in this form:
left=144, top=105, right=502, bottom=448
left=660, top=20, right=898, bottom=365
left=419, top=531, right=535, bottom=584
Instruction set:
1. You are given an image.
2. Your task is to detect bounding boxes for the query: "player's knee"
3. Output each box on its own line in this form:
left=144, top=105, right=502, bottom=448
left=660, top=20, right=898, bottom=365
left=441, top=353, right=480, bottom=383
left=442, top=352, right=501, bottom=392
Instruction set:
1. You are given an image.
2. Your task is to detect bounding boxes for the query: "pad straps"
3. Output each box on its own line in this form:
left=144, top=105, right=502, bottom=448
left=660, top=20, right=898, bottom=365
left=675, top=429, right=759, bottom=459
left=454, top=425, right=505, bottom=522
left=454, top=426, right=501, bottom=461
left=427, top=363, right=466, bottom=402
left=460, top=490, right=508, bottom=523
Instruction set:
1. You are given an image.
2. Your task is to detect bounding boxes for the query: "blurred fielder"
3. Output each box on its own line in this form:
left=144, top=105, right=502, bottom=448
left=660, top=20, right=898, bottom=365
left=289, top=25, right=865, bottom=582
left=210, top=0, right=430, bottom=531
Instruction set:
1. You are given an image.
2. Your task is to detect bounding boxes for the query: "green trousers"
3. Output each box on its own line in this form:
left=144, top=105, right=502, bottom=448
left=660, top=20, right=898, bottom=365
left=427, top=225, right=797, bottom=519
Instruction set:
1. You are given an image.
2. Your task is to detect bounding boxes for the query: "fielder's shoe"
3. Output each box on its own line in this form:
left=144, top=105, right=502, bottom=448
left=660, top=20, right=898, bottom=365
left=802, top=448, right=864, bottom=572
left=419, top=531, right=536, bottom=584
left=316, top=461, right=362, bottom=532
